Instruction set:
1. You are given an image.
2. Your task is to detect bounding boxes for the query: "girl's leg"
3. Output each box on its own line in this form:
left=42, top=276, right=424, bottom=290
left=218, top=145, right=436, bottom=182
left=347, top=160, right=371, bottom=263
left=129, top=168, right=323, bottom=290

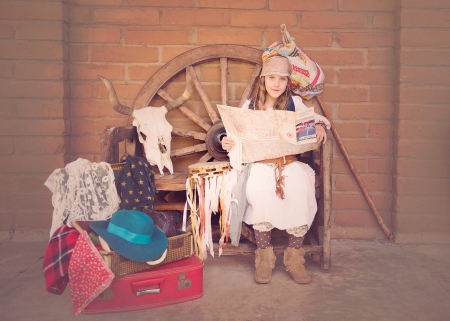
left=254, top=229, right=272, bottom=249
left=284, top=226, right=310, bottom=284
left=253, top=223, right=276, bottom=284
left=288, top=234, right=304, bottom=249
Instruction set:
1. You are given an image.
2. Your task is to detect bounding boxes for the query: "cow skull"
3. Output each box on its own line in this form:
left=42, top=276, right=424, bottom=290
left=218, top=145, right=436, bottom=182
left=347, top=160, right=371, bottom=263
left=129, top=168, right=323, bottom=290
left=98, top=68, right=193, bottom=175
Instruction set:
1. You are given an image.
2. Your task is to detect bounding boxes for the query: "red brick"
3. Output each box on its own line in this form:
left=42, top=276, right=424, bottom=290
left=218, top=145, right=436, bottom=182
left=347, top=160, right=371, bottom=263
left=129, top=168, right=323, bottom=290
left=0, top=2, right=64, bottom=20
left=338, top=103, right=392, bottom=120
left=269, top=0, right=334, bottom=10
left=199, top=0, right=265, bottom=9
left=398, top=121, right=448, bottom=140
left=0, top=100, right=14, bottom=118
left=0, top=119, right=66, bottom=136
left=337, top=32, right=395, bottom=48
left=400, top=0, right=450, bottom=9
left=306, top=50, right=364, bottom=66
left=15, top=23, right=66, bottom=41
left=0, top=62, right=12, bottom=78
left=331, top=156, right=367, bottom=174
left=337, top=139, right=391, bottom=156
left=320, top=86, right=368, bottom=102
left=231, top=11, right=297, bottom=28
left=91, top=46, right=158, bottom=63
left=70, top=45, right=89, bottom=62
left=400, top=30, right=450, bottom=48
left=0, top=79, right=65, bottom=98
left=333, top=192, right=392, bottom=210
left=400, top=49, right=450, bottom=66
left=338, top=0, right=396, bottom=11
left=71, top=119, right=95, bottom=135
left=198, top=29, right=261, bottom=46
left=128, top=65, right=162, bottom=81
left=397, top=141, right=450, bottom=159
left=335, top=210, right=382, bottom=227
left=126, top=29, right=191, bottom=45
left=339, top=68, right=394, bottom=85
left=400, top=67, right=450, bottom=85
left=368, top=158, right=392, bottom=173
left=96, top=83, right=142, bottom=100
left=265, top=30, right=332, bottom=47
left=71, top=136, right=102, bottom=154
left=369, top=122, right=393, bottom=138
left=370, top=86, right=394, bottom=102
left=70, top=63, right=123, bottom=80
left=302, top=13, right=367, bottom=29
left=398, top=104, right=450, bottom=122
left=15, top=211, right=53, bottom=230
left=0, top=155, right=65, bottom=173
left=17, top=100, right=67, bottom=118
left=70, top=84, right=94, bottom=99
left=15, top=62, right=64, bottom=80
left=95, top=119, right=129, bottom=135
left=336, top=174, right=392, bottom=192
left=162, top=47, right=196, bottom=62
left=397, top=159, right=450, bottom=178
left=368, top=49, right=394, bottom=65
left=0, top=212, right=13, bottom=230
left=399, top=85, right=449, bottom=104
left=163, top=9, right=228, bottom=26
left=93, top=8, right=159, bottom=25
left=333, top=121, right=366, bottom=138
left=396, top=195, right=450, bottom=216
left=17, top=175, right=55, bottom=193
left=70, top=27, right=120, bottom=43
left=0, top=176, right=15, bottom=192
left=0, top=42, right=64, bottom=60
left=70, top=100, right=129, bottom=117
left=16, top=137, right=66, bottom=155
left=397, top=177, right=449, bottom=196
left=71, top=0, right=123, bottom=5
left=9, top=193, right=53, bottom=211
left=0, top=23, right=13, bottom=39
left=129, top=0, right=194, bottom=6
left=372, top=13, right=395, bottom=29
left=0, top=138, right=13, bottom=155
left=69, top=7, right=90, bottom=24
left=401, top=11, right=450, bottom=28
left=396, top=214, right=450, bottom=234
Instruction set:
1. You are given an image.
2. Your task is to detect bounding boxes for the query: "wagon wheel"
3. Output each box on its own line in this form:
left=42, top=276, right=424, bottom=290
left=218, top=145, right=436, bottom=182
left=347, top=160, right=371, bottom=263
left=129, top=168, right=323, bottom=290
left=131, top=45, right=262, bottom=165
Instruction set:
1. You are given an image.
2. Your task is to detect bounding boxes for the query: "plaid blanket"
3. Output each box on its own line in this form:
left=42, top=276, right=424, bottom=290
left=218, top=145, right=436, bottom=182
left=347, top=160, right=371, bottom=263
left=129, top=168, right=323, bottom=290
left=43, top=225, right=79, bottom=295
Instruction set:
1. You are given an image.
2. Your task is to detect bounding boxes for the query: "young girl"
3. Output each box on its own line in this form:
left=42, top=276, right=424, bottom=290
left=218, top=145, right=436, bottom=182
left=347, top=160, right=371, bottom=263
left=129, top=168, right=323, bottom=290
left=221, top=55, right=330, bottom=284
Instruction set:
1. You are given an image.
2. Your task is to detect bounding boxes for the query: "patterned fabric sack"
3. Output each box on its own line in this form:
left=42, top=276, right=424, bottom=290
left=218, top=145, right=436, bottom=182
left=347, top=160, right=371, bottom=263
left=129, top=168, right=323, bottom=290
left=262, top=24, right=325, bottom=100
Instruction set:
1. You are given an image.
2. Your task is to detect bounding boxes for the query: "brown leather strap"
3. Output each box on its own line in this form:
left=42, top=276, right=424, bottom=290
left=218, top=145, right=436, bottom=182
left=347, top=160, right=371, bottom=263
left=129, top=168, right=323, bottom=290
left=257, top=155, right=298, bottom=200
left=258, top=155, right=297, bottom=165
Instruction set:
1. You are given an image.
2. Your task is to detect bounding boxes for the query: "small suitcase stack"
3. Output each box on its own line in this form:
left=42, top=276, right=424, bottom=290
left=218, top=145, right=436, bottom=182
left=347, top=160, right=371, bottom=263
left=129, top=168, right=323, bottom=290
left=83, top=255, right=203, bottom=314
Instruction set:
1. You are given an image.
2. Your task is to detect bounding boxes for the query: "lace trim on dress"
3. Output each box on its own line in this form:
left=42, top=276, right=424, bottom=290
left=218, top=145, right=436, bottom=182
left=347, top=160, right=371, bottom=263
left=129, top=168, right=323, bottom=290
left=253, top=222, right=309, bottom=237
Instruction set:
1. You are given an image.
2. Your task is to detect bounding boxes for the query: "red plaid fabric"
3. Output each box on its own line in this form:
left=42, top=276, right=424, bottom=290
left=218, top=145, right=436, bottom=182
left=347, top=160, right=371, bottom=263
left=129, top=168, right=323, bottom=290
left=43, top=225, right=79, bottom=295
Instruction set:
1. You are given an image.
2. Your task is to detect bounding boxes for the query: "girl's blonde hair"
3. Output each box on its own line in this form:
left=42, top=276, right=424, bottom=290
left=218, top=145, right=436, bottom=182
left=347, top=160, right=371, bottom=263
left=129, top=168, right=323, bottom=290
left=253, top=76, right=292, bottom=111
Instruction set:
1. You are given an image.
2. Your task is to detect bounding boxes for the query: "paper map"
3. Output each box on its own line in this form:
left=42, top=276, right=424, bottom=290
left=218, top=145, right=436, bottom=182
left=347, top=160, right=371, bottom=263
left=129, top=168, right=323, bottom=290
left=217, top=105, right=320, bottom=170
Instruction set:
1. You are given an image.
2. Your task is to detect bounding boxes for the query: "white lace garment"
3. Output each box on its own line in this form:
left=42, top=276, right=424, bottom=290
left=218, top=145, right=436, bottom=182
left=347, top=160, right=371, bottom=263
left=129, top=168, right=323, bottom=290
left=45, top=158, right=120, bottom=237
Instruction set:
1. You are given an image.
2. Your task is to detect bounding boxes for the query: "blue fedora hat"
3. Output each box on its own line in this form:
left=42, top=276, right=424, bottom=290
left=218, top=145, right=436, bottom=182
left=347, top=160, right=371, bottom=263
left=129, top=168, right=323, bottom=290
left=90, top=210, right=168, bottom=262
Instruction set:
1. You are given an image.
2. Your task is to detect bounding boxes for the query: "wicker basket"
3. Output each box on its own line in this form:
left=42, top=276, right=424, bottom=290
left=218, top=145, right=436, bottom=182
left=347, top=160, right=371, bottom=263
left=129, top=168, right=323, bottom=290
left=100, top=231, right=193, bottom=277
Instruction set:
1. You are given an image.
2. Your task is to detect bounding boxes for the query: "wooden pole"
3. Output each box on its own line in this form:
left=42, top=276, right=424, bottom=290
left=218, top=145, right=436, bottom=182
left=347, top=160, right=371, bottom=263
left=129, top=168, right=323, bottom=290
left=315, top=96, right=393, bottom=240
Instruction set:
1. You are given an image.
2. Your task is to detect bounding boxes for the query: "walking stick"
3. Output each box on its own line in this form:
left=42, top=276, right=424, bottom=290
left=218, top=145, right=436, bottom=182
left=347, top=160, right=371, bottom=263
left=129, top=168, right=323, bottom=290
left=315, top=96, right=394, bottom=240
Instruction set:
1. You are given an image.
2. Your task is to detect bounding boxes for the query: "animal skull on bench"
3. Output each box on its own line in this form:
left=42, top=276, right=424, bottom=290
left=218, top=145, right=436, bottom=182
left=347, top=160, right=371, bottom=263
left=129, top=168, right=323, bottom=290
left=98, top=68, right=193, bottom=175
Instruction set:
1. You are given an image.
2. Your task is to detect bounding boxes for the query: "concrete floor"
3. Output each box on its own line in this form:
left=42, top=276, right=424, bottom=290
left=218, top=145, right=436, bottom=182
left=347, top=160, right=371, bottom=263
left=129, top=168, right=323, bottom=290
left=1, top=239, right=450, bottom=321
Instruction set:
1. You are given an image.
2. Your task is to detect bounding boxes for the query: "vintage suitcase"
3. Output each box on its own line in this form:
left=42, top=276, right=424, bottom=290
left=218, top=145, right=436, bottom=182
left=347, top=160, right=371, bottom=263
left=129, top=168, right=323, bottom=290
left=82, top=255, right=203, bottom=314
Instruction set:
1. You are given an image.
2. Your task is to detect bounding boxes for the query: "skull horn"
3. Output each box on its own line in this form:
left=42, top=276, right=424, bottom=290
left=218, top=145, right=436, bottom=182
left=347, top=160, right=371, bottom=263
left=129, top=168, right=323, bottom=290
left=98, top=75, right=133, bottom=116
left=164, top=67, right=193, bottom=111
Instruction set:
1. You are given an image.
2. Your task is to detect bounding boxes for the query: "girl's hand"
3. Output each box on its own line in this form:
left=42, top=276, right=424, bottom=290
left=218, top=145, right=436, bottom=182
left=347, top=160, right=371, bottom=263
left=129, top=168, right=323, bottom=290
left=221, top=136, right=235, bottom=151
left=316, top=125, right=327, bottom=144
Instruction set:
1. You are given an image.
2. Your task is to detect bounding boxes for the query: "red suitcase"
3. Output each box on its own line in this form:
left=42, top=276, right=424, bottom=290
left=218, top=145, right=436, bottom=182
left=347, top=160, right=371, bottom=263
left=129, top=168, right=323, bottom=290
left=82, top=256, right=203, bottom=314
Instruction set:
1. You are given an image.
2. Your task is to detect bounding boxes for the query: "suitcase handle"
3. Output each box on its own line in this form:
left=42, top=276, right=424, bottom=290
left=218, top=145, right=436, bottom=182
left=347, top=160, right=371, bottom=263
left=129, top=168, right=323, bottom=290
left=132, top=278, right=165, bottom=297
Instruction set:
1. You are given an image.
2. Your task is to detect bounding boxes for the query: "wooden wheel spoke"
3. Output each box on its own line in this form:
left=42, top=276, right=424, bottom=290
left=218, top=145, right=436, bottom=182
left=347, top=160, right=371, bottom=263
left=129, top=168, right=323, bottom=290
left=238, top=64, right=262, bottom=107
left=220, top=58, right=228, bottom=106
left=157, top=89, right=211, bottom=131
left=188, top=66, right=220, bottom=124
left=172, top=127, right=206, bottom=141
left=171, top=143, right=207, bottom=158
left=195, top=152, right=213, bottom=163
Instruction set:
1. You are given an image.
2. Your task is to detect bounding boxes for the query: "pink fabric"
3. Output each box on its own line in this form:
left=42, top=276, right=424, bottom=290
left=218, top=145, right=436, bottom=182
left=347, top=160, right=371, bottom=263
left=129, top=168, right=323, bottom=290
left=68, top=231, right=114, bottom=316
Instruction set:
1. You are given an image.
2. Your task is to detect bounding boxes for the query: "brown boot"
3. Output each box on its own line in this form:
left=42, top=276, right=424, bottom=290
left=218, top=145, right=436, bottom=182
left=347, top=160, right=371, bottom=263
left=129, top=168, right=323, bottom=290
left=283, top=247, right=311, bottom=284
left=254, top=246, right=276, bottom=284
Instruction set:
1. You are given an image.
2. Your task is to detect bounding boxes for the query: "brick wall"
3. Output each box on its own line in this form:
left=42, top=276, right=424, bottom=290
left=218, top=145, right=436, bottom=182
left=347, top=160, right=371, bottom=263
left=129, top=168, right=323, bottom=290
left=0, top=0, right=448, bottom=243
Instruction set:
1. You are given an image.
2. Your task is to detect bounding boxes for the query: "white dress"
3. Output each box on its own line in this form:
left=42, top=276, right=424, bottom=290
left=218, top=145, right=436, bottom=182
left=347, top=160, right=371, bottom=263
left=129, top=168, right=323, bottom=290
left=241, top=96, right=330, bottom=232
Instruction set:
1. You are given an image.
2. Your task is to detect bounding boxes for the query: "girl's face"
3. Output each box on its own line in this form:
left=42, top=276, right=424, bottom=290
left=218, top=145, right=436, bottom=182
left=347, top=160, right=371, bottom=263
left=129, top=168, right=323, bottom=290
left=264, top=74, right=288, bottom=99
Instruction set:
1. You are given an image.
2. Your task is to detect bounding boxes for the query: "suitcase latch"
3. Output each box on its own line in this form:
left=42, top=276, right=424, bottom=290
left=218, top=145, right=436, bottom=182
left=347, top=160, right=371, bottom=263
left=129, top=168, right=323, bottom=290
left=178, top=273, right=192, bottom=290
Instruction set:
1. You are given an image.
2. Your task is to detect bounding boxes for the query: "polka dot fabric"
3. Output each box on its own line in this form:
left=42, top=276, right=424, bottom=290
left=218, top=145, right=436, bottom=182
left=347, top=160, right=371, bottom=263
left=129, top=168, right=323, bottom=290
left=68, top=231, right=114, bottom=316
